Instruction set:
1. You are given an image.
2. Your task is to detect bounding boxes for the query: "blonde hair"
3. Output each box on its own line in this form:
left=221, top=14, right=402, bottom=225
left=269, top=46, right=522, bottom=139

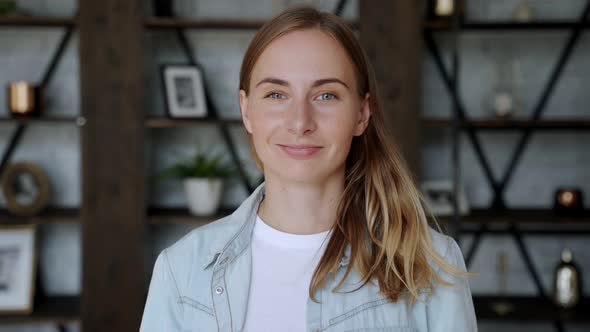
left=238, top=6, right=475, bottom=306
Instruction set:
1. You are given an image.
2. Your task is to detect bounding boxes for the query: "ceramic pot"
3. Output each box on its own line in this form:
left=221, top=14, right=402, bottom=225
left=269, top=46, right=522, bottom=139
left=183, top=178, right=223, bottom=216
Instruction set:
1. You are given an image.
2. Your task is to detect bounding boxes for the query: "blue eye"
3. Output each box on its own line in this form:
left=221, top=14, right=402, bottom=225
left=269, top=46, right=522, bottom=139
left=266, top=92, right=285, bottom=100
left=317, top=93, right=337, bottom=101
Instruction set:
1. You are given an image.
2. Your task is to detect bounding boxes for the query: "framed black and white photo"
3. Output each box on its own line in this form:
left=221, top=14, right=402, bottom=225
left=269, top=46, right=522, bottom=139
left=1, top=162, right=51, bottom=217
left=161, top=64, right=208, bottom=118
left=0, top=225, right=36, bottom=314
left=421, top=180, right=470, bottom=217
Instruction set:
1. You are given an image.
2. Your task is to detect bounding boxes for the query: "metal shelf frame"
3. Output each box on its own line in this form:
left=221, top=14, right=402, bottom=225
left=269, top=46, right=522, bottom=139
left=424, top=1, right=590, bottom=331
left=0, top=12, right=79, bottom=332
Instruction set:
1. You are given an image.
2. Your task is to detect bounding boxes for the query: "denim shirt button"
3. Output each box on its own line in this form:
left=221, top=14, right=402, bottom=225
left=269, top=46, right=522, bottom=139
left=215, top=286, right=224, bottom=295
left=312, top=328, right=320, bottom=332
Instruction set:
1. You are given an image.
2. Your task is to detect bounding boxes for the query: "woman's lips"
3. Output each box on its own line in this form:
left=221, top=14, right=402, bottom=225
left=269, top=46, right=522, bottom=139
left=277, top=144, right=323, bottom=157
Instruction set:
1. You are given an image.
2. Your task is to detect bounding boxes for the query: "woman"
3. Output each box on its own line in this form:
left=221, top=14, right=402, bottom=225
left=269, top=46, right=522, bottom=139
left=141, top=6, right=477, bottom=332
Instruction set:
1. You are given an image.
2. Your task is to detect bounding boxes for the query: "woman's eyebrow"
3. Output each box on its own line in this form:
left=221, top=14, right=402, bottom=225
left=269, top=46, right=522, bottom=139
left=255, top=77, right=350, bottom=90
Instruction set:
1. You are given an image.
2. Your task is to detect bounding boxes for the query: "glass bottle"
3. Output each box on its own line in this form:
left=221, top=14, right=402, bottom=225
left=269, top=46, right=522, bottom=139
left=553, top=248, right=581, bottom=308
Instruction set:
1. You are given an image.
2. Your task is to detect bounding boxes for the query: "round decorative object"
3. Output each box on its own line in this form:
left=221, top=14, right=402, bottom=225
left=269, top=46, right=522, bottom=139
left=553, top=187, right=584, bottom=217
left=1, top=162, right=51, bottom=217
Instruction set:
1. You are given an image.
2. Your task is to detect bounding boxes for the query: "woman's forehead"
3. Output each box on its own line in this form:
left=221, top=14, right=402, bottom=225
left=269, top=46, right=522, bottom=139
left=250, top=29, right=356, bottom=87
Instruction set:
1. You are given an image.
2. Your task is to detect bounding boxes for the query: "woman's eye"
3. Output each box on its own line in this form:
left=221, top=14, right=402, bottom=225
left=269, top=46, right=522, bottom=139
left=266, top=92, right=285, bottom=100
left=316, top=93, right=337, bottom=101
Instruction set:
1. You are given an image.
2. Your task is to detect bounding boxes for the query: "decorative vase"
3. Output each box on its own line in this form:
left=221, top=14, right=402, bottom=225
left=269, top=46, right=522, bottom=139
left=183, top=178, right=223, bottom=216
left=484, top=58, right=523, bottom=119
left=7, top=81, right=44, bottom=117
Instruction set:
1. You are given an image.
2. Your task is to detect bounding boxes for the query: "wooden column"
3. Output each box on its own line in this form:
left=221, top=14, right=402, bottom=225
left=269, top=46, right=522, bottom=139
left=79, top=1, right=145, bottom=331
left=359, top=0, right=423, bottom=180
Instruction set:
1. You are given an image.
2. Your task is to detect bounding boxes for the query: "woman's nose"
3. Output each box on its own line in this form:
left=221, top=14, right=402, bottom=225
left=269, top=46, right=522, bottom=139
left=286, top=99, right=316, bottom=136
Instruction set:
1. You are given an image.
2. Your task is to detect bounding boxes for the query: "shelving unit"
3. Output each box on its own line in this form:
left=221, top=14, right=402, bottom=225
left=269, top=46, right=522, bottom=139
left=145, top=116, right=242, bottom=128
left=0, top=115, right=84, bottom=125
left=425, top=19, right=590, bottom=31
left=0, top=208, right=79, bottom=225
left=423, top=118, right=590, bottom=130
left=145, top=17, right=267, bottom=30
left=144, top=16, right=358, bottom=30
left=474, top=296, right=590, bottom=322
left=424, top=1, right=590, bottom=331
left=0, top=296, right=79, bottom=325
left=147, top=207, right=234, bottom=225
left=0, top=15, right=74, bottom=27
left=0, top=11, right=79, bottom=332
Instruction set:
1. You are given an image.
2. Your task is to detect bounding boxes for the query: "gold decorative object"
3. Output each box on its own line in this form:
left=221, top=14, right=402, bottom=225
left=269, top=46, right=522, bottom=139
left=7, top=81, right=44, bottom=116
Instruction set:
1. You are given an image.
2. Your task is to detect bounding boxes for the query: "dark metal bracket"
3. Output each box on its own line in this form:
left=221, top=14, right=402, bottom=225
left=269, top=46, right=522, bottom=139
left=173, top=28, right=255, bottom=194
left=0, top=19, right=75, bottom=182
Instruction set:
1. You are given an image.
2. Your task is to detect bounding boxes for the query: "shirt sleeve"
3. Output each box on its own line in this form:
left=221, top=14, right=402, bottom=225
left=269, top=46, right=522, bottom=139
left=140, top=249, right=183, bottom=331
left=426, top=236, right=478, bottom=332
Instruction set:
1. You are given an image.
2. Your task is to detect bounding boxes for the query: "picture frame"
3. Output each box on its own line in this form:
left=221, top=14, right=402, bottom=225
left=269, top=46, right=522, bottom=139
left=1, top=162, right=51, bottom=217
left=160, top=64, right=208, bottom=119
left=0, top=225, right=37, bottom=314
left=420, top=180, right=470, bottom=217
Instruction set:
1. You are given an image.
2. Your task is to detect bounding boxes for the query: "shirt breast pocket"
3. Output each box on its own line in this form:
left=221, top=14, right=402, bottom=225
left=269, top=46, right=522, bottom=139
left=179, top=296, right=217, bottom=331
left=327, top=298, right=417, bottom=331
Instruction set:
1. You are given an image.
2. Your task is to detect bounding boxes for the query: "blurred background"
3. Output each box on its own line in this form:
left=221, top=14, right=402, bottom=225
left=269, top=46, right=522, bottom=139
left=0, top=0, right=588, bottom=331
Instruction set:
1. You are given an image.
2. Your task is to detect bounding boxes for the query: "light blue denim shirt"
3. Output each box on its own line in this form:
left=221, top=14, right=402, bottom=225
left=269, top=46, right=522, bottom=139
left=140, top=182, right=478, bottom=332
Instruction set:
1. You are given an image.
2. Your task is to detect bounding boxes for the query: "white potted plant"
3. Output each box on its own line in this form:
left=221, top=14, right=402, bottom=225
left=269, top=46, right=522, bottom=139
left=158, top=150, right=235, bottom=216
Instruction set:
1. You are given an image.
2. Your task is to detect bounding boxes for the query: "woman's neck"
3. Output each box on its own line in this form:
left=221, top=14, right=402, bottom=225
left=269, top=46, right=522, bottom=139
left=256, top=174, right=344, bottom=235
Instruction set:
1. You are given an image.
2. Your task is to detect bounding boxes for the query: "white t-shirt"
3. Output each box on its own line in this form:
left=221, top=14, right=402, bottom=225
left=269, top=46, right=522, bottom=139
left=242, top=214, right=333, bottom=332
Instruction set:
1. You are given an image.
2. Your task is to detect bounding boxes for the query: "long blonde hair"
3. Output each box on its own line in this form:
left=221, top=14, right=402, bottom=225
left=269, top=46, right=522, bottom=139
left=238, top=6, right=474, bottom=306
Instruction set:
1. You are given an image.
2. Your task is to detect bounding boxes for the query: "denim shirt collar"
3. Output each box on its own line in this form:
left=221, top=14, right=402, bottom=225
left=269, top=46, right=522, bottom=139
left=201, top=181, right=351, bottom=270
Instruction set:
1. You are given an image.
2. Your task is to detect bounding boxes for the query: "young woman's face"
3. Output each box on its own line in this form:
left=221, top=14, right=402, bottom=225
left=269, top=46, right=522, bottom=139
left=239, top=29, right=371, bottom=184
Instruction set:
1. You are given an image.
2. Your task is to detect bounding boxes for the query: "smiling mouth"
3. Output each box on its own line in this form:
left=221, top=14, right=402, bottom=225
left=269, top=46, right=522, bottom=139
left=277, top=144, right=323, bottom=157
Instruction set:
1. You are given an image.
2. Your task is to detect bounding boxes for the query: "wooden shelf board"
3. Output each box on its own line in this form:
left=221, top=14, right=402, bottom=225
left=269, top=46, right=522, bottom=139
left=144, top=17, right=358, bottom=30
left=0, top=208, right=79, bottom=225
left=433, top=209, right=590, bottom=235
left=145, top=117, right=242, bottom=127
left=0, top=15, right=75, bottom=27
left=425, top=20, right=590, bottom=31
left=442, top=208, right=590, bottom=224
left=149, top=207, right=590, bottom=230
left=0, top=295, right=79, bottom=325
left=423, top=118, right=590, bottom=130
left=0, top=115, right=82, bottom=125
left=474, top=295, right=590, bottom=322
left=147, top=207, right=235, bottom=225
left=145, top=17, right=266, bottom=30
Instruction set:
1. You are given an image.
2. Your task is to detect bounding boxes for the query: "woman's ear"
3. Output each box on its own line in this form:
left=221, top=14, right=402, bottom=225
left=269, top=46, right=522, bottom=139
left=239, top=89, right=253, bottom=134
left=353, top=93, right=371, bottom=136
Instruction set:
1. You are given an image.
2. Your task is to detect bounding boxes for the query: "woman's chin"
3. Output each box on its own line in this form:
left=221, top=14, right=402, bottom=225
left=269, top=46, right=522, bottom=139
left=265, top=166, right=339, bottom=185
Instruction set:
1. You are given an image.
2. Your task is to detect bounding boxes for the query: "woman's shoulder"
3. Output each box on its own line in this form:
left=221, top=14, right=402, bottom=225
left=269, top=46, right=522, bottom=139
left=160, top=215, right=240, bottom=274
left=425, top=225, right=465, bottom=273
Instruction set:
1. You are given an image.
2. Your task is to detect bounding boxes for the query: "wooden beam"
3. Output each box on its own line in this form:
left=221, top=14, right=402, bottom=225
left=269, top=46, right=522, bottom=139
left=359, top=0, right=423, bottom=180
left=79, top=1, right=146, bottom=331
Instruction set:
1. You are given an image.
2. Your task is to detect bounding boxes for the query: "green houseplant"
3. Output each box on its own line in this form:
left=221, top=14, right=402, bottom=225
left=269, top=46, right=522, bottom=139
left=159, top=149, right=235, bottom=216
